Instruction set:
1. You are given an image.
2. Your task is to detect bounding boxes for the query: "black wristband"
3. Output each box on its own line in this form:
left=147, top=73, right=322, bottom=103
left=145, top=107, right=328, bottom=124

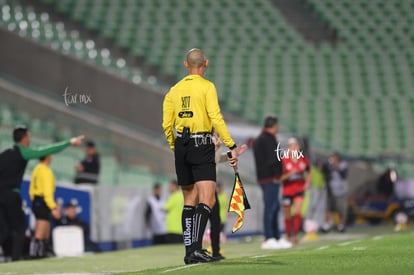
left=228, top=144, right=237, bottom=150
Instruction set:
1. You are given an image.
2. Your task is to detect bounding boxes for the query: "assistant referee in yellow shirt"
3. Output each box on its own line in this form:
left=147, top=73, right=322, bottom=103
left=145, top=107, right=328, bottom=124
left=29, top=155, right=61, bottom=258
left=162, top=48, right=238, bottom=264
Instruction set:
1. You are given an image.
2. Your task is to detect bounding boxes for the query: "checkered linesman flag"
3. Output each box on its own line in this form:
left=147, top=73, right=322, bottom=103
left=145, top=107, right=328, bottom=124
left=227, top=163, right=251, bottom=233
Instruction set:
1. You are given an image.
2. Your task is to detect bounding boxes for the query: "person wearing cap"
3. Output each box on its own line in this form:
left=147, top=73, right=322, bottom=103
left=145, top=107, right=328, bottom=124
left=162, top=48, right=238, bottom=264
left=253, top=116, right=292, bottom=250
left=280, top=138, right=311, bottom=244
left=0, top=125, right=83, bottom=261
left=29, top=155, right=60, bottom=258
left=74, top=140, right=100, bottom=184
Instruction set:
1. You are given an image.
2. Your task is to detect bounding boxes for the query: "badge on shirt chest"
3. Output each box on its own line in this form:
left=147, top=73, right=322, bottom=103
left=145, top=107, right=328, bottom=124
left=179, top=111, right=193, bottom=118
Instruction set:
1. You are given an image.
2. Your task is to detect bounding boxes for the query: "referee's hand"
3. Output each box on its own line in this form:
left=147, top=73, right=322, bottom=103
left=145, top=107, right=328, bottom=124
left=228, top=148, right=239, bottom=167
left=70, top=135, right=85, bottom=146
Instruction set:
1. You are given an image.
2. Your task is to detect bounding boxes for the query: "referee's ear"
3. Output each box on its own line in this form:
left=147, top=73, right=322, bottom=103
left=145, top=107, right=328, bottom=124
left=184, top=60, right=190, bottom=69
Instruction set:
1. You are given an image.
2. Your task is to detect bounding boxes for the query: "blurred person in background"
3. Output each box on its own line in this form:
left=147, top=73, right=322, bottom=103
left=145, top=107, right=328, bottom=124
left=280, top=138, right=311, bottom=244
left=322, top=152, right=349, bottom=233
left=253, top=116, right=292, bottom=250
left=55, top=203, right=101, bottom=252
left=145, top=183, right=167, bottom=245
left=164, top=180, right=184, bottom=244
left=74, top=140, right=100, bottom=184
left=305, top=159, right=327, bottom=234
left=29, top=155, right=60, bottom=258
left=0, top=125, right=83, bottom=261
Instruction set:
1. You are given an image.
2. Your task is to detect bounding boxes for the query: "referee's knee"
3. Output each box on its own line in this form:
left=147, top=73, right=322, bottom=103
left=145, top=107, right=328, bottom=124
left=202, top=196, right=216, bottom=209
left=196, top=180, right=216, bottom=208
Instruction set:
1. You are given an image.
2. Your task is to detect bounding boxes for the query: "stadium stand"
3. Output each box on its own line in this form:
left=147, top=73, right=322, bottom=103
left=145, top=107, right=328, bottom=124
left=0, top=0, right=166, bottom=88
left=0, top=0, right=413, bottom=177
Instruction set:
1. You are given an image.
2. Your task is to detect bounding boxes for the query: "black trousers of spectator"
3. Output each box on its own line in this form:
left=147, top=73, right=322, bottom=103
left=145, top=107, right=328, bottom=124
left=210, top=192, right=222, bottom=257
left=0, top=190, right=26, bottom=261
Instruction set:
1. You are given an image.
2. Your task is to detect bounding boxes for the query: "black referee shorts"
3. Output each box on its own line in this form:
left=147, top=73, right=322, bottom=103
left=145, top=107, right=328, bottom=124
left=32, top=196, right=52, bottom=221
left=174, top=136, right=216, bottom=186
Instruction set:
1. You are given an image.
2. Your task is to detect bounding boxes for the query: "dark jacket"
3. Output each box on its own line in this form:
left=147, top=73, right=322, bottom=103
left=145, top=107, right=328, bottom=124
left=74, top=153, right=100, bottom=184
left=0, top=146, right=27, bottom=191
left=253, top=130, right=283, bottom=184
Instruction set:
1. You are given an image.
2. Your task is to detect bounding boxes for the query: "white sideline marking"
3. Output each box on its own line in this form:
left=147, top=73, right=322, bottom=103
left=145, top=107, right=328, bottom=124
left=352, top=246, right=367, bottom=251
left=372, top=235, right=384, bottom=241
left=162, top=264, right=201, bottom=273
left=338, top=240, right=360, bottom=246
left=315, top=245, right=330, bottom=251
left=250, top=254, right=270, bottom=259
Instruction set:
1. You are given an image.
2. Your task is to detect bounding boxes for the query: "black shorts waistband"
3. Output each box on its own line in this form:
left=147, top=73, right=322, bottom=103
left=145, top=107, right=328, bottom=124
left=176, top=132, right=212, bottom=138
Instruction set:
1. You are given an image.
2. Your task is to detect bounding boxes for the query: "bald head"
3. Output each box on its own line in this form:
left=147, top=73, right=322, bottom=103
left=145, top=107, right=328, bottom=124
left=185, top=48, right=207, bottom=69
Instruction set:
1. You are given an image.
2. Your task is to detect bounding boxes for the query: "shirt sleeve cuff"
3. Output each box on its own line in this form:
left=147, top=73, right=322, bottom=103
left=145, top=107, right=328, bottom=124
left=228, top=144, right=237, bottom=150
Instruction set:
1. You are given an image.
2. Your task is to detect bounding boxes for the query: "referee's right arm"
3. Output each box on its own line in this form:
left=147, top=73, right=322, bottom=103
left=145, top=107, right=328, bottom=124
left=162, top=92, right=175, bottom=151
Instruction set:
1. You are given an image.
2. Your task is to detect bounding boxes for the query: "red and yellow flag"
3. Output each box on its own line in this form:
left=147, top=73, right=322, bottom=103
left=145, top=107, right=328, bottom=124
left=228, top=172, right=251, bottom=233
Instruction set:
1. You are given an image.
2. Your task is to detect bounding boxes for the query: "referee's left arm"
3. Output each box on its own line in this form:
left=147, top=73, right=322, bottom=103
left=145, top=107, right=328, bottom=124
left=162, top=92, right=175, bottom=151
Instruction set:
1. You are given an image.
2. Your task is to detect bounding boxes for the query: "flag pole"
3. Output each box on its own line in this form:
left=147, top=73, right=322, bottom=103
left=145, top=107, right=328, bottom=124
left=226, top=151, right=237, bottom=173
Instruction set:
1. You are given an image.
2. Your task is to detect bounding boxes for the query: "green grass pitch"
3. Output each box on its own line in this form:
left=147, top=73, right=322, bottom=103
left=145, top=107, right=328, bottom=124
left=1, top=227, right=414, bottom=275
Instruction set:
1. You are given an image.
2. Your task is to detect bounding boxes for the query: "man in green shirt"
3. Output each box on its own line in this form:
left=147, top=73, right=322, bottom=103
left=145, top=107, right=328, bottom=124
left=164, top=180, right=184, bottom=243
left=0, top=125, right=83, bottom=261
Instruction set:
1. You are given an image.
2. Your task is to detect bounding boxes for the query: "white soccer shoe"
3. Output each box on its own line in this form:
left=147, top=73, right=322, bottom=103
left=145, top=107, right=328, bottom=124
left=277, top=238, right=293, bottom=249
left=261, top=238, right=283, bottom=250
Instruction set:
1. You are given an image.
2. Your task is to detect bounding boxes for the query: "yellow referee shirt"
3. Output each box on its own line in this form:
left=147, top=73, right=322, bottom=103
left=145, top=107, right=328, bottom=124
left=29, top=163, right=57, bottom=210
left=162, top=74, right=235, bottom=151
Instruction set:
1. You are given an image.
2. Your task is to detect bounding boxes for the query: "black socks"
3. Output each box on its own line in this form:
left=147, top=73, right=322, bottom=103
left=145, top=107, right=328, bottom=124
left=210, top=198, right=221, bottom=256
left=191, top=203, right=212, bottom=252
left=182, top=205, right=195, bottom=256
